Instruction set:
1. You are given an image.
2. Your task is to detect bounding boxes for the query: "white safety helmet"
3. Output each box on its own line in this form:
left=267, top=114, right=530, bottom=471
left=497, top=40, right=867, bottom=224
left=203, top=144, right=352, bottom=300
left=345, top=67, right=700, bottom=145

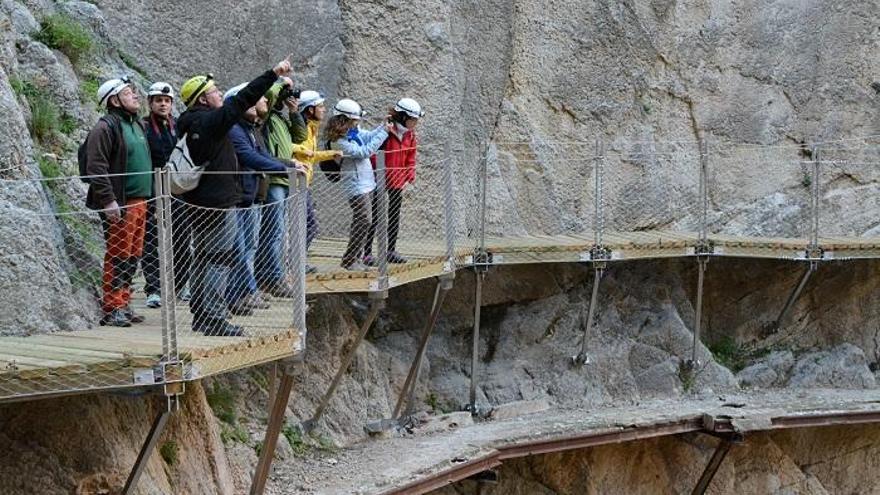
left=97, top=76, right=132, bottom=106
left=333, top=98, right=365, bottom=120
left=394, top=98, right=424, bottom=119
left=298, top=90, right=325, bottom=111
left=223, top=83, right=248, bottom=101
left=147, top=82, right=174, bottom=100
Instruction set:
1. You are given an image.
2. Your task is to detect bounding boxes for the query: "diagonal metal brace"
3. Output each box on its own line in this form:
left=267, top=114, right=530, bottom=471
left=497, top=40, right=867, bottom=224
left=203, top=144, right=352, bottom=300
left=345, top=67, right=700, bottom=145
left=250, top=368, right=296, bottom=495
left=122, top=394, right=179, bottom=495
left=572, top=261, right=605, bottom=366
left=691, top=438, right=735, bottom=495
left=768, top=260, right=818, bottom=333
left=302, top=298, right=384, bottom=432
left=394, top=273, right=454, bottom=419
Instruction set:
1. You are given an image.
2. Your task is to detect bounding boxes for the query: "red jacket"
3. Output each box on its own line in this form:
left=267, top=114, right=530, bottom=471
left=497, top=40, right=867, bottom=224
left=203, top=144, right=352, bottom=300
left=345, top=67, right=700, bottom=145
left=372, top=128, right=417, bottom=189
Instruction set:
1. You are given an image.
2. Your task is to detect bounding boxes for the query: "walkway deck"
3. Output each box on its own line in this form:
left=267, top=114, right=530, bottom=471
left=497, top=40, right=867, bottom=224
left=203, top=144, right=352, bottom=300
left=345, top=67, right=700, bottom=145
left=0, top=295, right=302, bottom=402
left=2, top=230, right=878, bottom=403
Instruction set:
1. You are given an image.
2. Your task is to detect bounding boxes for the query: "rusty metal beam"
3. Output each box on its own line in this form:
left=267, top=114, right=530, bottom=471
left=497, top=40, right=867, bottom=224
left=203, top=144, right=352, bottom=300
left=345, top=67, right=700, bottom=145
left=691, top=439, right=733, bottom=495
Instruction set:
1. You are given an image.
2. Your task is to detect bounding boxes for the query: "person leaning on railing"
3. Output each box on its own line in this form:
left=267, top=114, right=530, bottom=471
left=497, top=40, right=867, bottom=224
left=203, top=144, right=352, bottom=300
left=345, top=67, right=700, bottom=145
left=324, top=98, right=392, bottom=271
left=85, top=76, right=152, bottom=328
left=225, top=83, right=305, bottom=315
left=364, top=98, right=424, bottom=266
left=256, top=77, right=311, bottom=287
left=176, top=55, right=294, bottom=338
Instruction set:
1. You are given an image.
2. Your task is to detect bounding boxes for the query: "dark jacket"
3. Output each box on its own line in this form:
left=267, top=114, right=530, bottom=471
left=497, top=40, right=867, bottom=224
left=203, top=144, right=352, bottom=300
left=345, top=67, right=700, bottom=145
left=85, top=108, right=147, bottom=210
left=143, top=114, right=176, bottom=169
left=176, top=70, right=278, bottom=208
left=229, top=119, right=287, bottom=206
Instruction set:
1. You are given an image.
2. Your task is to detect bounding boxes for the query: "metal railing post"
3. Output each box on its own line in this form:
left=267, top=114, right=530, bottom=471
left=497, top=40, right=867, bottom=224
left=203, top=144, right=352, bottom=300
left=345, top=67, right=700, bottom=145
left=810, top=145, right=821, bottom=252
left=156, top=169, right=178, bottom=369
left=443, top=146, right=456, bottom=269
left=289, top=170, right=308, bottom=344
left=375, top=151, right=389, bottom=291
left=594, top=137, right=605, bottom=248
left=699, top=139, right=709, bottom=245
left=479, top=147, right=488, bottom=254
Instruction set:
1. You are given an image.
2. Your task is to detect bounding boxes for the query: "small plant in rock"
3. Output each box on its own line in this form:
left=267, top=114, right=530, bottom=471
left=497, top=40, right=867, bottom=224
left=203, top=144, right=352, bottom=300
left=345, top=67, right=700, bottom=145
left=709, top=336, right=769, bottom=373
left=282, top=423, right=309, bottom=457
left=159, top=441, right=178, bottom=466
left=205, top=382, right=238, bottom=425
left=33, top=13, right=93, bottom=65
left=119, top=50, right=150, bottom=79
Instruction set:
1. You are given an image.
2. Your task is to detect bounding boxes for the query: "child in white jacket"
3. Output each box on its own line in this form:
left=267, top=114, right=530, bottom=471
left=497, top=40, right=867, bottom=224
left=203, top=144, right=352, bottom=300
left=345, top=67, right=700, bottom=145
left=325, top=98, right=391, bottom=270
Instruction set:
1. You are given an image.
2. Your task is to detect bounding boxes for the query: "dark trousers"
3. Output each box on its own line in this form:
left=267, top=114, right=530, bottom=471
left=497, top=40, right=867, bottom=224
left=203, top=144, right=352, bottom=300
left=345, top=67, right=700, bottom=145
left=342, top=192, right=372, bottom=267
left=142, top=202, right=160, bottom=295
left=142, top=201, right=192, bottom=296
left=365, top=188, right=403, bottom=256
left=171, top=200, right=192, bottom=294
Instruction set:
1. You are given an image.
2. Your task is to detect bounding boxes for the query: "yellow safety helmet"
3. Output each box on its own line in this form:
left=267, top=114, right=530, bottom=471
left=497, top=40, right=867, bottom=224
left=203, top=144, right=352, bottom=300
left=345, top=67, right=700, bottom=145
left=180, top=73, right=215, bottom=108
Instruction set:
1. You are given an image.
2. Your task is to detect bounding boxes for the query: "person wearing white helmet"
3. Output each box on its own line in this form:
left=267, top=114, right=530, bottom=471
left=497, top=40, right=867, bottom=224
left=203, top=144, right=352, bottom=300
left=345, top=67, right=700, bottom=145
left=83, top=76, right=152, bottom=327
left=324, top=98, right=393, bottom=271
left=140, top=82, right=182, bottom=309
left=291, top=90, right=342, bottom=269
left=363, top=98, right=424, bottom=265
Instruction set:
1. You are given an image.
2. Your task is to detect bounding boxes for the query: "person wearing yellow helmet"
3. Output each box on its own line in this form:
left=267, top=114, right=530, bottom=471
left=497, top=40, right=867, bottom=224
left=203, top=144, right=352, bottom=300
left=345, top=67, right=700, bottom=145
left=176, top=55, right=294, bottom=337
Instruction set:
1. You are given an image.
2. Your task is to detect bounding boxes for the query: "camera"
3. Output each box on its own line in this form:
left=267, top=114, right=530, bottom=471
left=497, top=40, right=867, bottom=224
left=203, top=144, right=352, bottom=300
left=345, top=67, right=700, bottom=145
left=278, top=86, right=302, bottom=102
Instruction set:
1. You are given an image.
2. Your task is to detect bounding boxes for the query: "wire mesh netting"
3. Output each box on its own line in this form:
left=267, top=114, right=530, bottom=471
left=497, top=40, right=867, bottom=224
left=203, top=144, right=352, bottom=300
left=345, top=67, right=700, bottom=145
left=0, top=170, right=306, bottom=401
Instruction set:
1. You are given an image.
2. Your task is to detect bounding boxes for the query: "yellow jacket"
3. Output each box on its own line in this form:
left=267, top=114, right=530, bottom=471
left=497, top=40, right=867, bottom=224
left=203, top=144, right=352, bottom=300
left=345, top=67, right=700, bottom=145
left=293, top=120, right=338, bottom=184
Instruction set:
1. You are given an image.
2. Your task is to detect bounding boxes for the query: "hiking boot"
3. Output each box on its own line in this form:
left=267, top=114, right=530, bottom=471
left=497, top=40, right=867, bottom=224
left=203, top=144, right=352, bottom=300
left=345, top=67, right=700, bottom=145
left=246, top=292, right=272, bottom=309
left=342, top=261, right=372, bottom=272
left=194, top=319, right=245, bottom=337
left=101, top=309, right=132, bottom=327
left=145, top=293, right=162, bottom=309
left=362, top=254, right=377, bottom=267
left=178, top=287, right=191, bottom=302
left=386, top=251, right=408, bottom=264
left=228, top=299, right=254, bottom=316
left=264, top=282, right=296, bottom=299
left=124, top=306, right=146, bottom=324
left=305, top=264, right=318, bottom=274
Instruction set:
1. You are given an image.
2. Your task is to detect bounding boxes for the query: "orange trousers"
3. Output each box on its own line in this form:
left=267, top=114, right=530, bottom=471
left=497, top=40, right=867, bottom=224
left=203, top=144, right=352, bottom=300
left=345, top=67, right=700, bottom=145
left=101, top=199, right=147, bottom=313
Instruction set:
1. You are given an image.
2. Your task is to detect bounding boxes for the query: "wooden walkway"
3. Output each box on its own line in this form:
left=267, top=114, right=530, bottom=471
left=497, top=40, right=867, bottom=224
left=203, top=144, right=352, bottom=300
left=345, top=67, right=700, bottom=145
left=0, top=295, right=302, bottom=402
left=2, top=229, right=879, bottom=403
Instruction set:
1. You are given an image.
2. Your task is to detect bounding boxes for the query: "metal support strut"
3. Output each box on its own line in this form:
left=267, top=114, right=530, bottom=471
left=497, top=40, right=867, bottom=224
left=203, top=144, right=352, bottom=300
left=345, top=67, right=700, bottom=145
left=250, top=368, right=296, bottom=495
left=302, top=299, right=384, bottom=432
left=573, top=262, right=605, bottom=366
left=468, top=269, right=486, bottom=412
left=122, top=394, right=180, bottom=495
left=690, top=438, right=734, bottom=495
left=394, top=274, right=454, bottom=419
left=689, top=256, right=709, bottom=368
left=770, top=260, right=818, bottom=332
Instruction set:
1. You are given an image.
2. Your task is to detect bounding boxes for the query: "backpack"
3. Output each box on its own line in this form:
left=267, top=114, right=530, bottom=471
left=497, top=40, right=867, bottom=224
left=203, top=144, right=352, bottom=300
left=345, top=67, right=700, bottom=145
left=318, top=139, right=342, bottom=183
left=166, top=134, right=203, bottom=195
left=77, top=115, right=120, bottom=183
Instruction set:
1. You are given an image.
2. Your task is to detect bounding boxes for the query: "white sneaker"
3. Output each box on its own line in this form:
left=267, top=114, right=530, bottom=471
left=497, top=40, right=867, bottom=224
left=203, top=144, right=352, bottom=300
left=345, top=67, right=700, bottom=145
left=145, top=293, right=162, bottom=308
left=178, top=287, right=191, bottom=302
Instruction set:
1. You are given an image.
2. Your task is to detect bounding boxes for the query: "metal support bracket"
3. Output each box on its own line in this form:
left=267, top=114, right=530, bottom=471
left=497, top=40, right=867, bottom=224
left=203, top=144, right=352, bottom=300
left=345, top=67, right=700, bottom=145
left=302, top=299, right=385, bottom=433
left=121, top=394, right=180, bottom=495
left=690, top=437, right=737, bottom=495
left=391, top=274, right=454, bottom=422
left=471, top=248, right=494, bottom=272
left=572, top=260, right=606, bottom=366
left=766, top=259, right=819, bottom=334
left=467, top=269, right=487, bottom=415
left=686, top=255, right=710, bottom=371
left=250, top=370, right=296, bottom=495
